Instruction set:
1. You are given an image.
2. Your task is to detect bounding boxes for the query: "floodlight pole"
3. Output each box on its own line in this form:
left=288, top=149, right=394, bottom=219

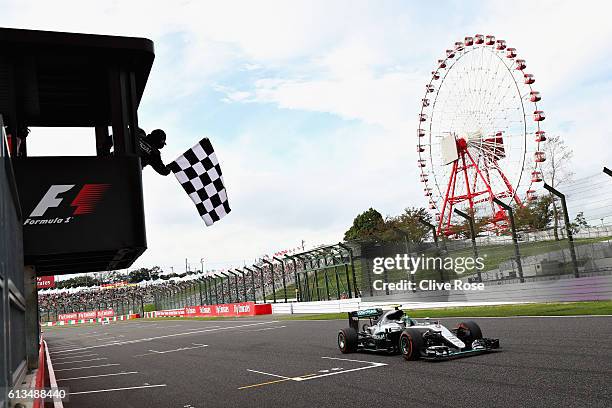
left=338, top=243, right=357, bottom=298
left=236, top=268, right=247, bottom=302
left=453, top=208, right=481, bottom=282
left=284, top=255, right=301, bottom=302
left=229, top=270, right=240, bottom=302
left=416, top=220, right=447, bottom=284
left=244, top=267, right=256, bottom=302
left=203, top=277, right=210, bottom=304
left=419, top=217, right=448, bottom=252
left=262, top=259, right=277, bottom=303
left=220, top=272, right=231, bottom=303
left=197, top=279, right=204, bottom=305
left=253, top=265, right=266, bottom=303
left=544, top=183, right=579, bottom=278
left=492, top=198, right=524, bottom=283
left=213, top=274, right=221, bottom=304
left=273, top=257, right=288, bottom=303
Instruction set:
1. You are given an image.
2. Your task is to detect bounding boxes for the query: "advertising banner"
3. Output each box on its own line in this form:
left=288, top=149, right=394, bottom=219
left=14, top=156, right=147, bottom=274
left=57, top=309, right=114, bottom=321
left=158, top=302, right=272, bottom=318
left=155, top=309, right=186, bottom=317
left=36, top=275, right=55, bottom=289
left=100, top=281, right=134, bottom=289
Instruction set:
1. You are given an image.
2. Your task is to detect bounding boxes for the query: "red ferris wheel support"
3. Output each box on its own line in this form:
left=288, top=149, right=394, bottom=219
left=437, top=136, right=522, bottom=236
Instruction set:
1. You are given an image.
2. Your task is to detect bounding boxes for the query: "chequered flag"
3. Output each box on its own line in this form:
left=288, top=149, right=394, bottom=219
left=168, top=138, right=231, bottom=226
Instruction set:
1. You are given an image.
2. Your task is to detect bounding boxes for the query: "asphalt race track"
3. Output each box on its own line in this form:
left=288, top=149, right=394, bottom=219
left=43, top=316, right=612, bottom=408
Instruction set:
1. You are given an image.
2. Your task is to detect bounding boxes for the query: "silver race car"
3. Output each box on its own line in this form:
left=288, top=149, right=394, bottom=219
left=338, top=307, right=500, bottom=360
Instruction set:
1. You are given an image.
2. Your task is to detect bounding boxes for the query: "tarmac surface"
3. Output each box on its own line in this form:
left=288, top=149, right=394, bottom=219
left=43, top=315, right=612, bottom=408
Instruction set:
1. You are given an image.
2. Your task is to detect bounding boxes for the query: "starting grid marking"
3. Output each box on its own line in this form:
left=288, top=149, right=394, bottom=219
left=50, top=321, right=279, bottom=354
left=134, top=343, right=209, bottom=357
left=238, top=357, right=387, bottom=389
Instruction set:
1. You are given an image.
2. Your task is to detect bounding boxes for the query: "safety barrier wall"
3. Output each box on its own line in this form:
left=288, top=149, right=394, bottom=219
left=145, top=302, right=272, bottom=318
left=42, top=313, right=140, bottom=327
left=271, top=275, right=612, bottom=314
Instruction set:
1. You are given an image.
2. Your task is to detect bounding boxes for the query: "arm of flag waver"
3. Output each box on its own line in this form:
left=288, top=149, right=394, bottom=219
left=168, top=138, right=231, bottom=226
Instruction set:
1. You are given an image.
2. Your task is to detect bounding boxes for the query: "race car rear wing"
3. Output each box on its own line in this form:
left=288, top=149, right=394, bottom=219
left=348, top=308, right=383, bottom=331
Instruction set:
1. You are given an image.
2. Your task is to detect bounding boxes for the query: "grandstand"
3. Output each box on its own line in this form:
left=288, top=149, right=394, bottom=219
left=38, top=243, right=360, bottom=322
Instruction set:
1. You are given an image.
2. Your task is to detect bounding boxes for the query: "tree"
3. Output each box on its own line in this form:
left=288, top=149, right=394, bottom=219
left=448, top=214, right=488, bottom=239
left=381, top=207, right=432, bottom=243
left=514, top=195, right=553, bottom=232
left=542, top=135, right=574, bottom=240
left=128, top=267, right=161, bottom=283
left=344, top=208, right=385, bottom=241
left=570, top=211, right=589, bottom=234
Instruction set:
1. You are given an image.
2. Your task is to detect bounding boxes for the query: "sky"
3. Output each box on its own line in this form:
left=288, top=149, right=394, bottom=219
left=4, top=0, right=612, bottom=274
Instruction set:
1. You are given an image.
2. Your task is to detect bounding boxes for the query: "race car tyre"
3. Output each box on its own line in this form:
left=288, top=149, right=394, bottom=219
left=338, top=328, right=358, bottom=353
left=457, top=321, right=483, bottom=348
left=399, top=328, right=424, bottom=361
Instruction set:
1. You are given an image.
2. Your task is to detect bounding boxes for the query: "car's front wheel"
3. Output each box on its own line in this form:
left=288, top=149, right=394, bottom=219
left=400, top=328, right=424, bottom=360
left=338, top=328, right=358, bottom=353
left=456, top=321, right=482, bottom=349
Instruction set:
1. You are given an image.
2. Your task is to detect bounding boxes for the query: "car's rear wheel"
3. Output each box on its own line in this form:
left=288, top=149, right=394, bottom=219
left=399, top=328, right=424, bottom=360
left=456, top=321, right=483, bottom=348
left=338, top=328, right=358, bottom=353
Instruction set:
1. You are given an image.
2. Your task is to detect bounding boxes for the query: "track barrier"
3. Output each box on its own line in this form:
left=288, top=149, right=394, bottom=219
left=42, top=313, right=140, bottom=327
left=145, top=302, right=272, bottom=318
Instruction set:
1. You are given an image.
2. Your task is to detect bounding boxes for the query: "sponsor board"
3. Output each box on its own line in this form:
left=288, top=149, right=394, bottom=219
left=155, top=302, right=272, bottom=318
left=36, top=275, right=55, bottom=289
left=57, top=309, right=114, bottom=321
left=155, top=309, right=186, bottom=317
left=44, top=313, right=140, bottom=326
left=14, top=156, right=147, bottom=273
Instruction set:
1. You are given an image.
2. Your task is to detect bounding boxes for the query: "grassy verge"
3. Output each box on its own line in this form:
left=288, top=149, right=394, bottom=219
left=277, top=300, right=612, bottom=320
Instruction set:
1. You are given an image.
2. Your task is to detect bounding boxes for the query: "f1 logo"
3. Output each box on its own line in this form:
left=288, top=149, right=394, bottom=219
left=30, top=184, right=110, bottom=217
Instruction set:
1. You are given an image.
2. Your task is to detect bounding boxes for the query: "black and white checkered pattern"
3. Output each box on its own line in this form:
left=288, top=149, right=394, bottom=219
left=168, top=138, right=231, bottom=226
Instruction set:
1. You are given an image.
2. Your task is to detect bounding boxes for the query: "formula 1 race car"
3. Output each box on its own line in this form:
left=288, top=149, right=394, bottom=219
left=337, top=308, right=500, bottom=361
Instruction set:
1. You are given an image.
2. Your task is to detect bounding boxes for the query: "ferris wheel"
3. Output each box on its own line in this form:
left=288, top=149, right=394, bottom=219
left=417, top=34, right=547, bottom=236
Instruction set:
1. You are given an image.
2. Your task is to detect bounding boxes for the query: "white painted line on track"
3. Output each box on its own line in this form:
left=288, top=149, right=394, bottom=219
left=70, top=384, right=167, bottom=395
left=240, top=326, right=286, bottom=332
left=54, top=364, right=120, bottom=372
left=57, top=372, right=139, bottom=382
left=246, top=369, right=291, bottom=380
left=51, top=321, right=280, bottom=354
left=50, top=345, right=80, bottom=351
left=292, top=357, right=386, bottom=381
left=241, top=357, right=387, bottom=389
left=134, top=344, right=209, bottom=357
left=53, top=358, right=108, bottom=365
left=77, top=334, right=106, bottom=338
left=52, top=353, right=99, bottom=361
